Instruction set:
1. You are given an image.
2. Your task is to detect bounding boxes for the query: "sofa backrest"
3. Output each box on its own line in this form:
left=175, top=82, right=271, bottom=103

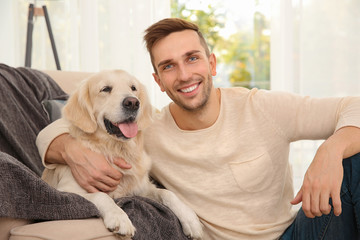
left=43, top=70, right=93, bottom=94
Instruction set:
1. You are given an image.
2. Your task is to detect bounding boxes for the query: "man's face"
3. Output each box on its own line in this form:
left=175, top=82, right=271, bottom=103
left=152, top=30, right=217, bottom=111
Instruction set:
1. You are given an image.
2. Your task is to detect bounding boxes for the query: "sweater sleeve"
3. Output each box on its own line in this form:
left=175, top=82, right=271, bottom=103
left=335, top=97, right=360, bottom=131
left=253, top=90, right=360, bottom=142
left=36, top=118, right=70, bottom=169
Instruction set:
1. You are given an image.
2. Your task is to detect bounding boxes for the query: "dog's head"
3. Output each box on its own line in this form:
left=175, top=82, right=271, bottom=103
left=63, top=70, right=152, bottom=141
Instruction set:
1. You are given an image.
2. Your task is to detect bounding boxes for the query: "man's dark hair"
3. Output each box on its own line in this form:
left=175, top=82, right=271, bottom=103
left=144, top=18, right=210, bottom=73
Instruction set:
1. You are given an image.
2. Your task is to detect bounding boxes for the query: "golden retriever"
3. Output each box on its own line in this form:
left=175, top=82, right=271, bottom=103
left=42, top=70, right=203, bottom=239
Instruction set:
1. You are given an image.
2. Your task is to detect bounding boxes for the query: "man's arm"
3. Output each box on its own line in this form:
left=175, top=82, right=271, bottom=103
left=255, top=91, right=360, bottom=218
left=37, top=119, right=131, bottom=193
left=291, top=126, right=360, bottom=218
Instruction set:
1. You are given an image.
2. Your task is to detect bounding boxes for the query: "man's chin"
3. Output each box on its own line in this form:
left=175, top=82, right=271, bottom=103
left=175, top=98, right=209, bottom=112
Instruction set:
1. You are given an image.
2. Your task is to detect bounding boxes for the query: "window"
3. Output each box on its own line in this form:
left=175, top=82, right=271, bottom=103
left=2, top=0, right=358, bottom=197
left=171, top=0, right=271, bottom=89
left=1, top=0, right=170, bottom=109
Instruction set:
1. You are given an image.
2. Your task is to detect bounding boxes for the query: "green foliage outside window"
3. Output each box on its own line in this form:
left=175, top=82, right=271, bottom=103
left=171, top=0, right=270, bottom=89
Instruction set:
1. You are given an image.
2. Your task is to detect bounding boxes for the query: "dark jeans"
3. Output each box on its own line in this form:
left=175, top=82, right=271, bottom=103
left=280, top=153, right=360, bottom=240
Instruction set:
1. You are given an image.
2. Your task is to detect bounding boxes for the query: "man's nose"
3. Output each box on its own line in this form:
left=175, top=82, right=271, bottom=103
left=177, top=63, right=191, bottom=81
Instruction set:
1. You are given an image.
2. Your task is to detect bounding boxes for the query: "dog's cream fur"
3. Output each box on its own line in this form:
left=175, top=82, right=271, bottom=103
left=42, top=70, right=203, bottom=239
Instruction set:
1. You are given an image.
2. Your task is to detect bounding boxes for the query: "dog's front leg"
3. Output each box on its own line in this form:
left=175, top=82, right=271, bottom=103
left=147, top=187, right=203, bottom=239
left=83, top=192, right=136, bottom=237
left=54, top=167, right=135, bottom=238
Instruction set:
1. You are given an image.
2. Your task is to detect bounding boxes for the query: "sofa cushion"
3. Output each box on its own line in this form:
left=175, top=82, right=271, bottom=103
left=41, top=99, right=67, bottom=122
left=0, top=218, right=30, bottom=240
left=10, top=218, right=123, bottom=240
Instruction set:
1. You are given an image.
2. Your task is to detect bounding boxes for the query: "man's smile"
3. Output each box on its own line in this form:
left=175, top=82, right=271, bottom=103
left=178, top=82, right=200, bottom=95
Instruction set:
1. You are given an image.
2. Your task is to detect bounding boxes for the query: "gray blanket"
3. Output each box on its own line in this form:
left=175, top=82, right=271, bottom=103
left=0, top=64, right=188, bottom=239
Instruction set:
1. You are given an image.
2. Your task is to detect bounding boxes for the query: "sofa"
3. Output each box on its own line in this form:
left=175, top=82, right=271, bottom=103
left=1, top=69, right=123, bottom=240
left=0, top=67, right=188, bottom=240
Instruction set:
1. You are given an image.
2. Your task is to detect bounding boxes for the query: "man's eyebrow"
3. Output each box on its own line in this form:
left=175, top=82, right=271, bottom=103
left=185, top=50, right=201, bottom=57
left=157, top=50, right=202, bottom=68
left=157, top=59, right=172, bottom=68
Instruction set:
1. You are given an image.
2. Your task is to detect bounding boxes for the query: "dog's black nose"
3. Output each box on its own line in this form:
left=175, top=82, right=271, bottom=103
left=123, top=97, right=140, bottom=111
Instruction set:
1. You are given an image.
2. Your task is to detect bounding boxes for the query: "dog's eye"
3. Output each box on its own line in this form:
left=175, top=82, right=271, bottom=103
left=131, top=85, right=137, bottom=91
left=100, top=86, right=112, bottom=93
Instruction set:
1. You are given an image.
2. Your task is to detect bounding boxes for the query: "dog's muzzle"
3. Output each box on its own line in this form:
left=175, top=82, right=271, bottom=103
left=104, top=97, right=139, bottom=139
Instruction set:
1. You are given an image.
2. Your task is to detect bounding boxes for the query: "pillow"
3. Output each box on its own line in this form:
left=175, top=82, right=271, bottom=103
left=41, top=99, right=67, bottom=122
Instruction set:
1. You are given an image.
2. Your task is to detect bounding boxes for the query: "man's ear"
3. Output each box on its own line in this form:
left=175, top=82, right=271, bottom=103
left=209, top=53, right=217, bottom=76
left=152, top=73, right=165, bottom=92
left=62, top=80, right=97, bottom=133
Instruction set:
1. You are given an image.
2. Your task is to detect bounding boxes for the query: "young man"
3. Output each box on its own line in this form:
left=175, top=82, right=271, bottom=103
left=38, top=18, right=360, bottom=239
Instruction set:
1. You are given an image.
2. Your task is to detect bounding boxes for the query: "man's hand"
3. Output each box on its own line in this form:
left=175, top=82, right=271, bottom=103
left=290, top=146, right=343, bottom=218
left=45, top=134, right=131, bottom=193
left=291, top=126, right=360, bottom=218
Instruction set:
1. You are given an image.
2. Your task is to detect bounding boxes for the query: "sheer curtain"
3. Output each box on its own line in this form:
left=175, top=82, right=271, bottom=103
left=2, top=0, right=360, bottom=190
left=271, top=0, right=360, bottom=192
left=0, top=0, right=171, bottom=109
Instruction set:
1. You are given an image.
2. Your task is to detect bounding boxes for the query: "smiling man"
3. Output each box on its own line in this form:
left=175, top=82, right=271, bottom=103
left=150, top=29, right=219, bottom=130
left=37, top=18, right=360, bottom=239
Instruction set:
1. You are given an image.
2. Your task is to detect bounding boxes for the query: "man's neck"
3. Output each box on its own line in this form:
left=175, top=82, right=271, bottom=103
left=169, top=88, right=221, bottom=130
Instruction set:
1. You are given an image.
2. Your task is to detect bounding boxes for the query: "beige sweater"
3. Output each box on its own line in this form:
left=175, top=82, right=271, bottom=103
left=37, top=87, right=360, bottom=240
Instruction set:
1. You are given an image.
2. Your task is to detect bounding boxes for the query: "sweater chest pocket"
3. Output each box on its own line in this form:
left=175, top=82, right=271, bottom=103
left=229, top=153, right=274, bottom=193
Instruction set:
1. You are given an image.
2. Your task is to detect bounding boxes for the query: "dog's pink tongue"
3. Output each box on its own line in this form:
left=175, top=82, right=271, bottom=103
left=118, top=122, right=138, bottom=138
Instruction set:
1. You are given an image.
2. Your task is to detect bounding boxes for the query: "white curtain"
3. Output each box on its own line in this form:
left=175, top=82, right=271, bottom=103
left=271, top=0, right=360, bottom=192
left=0, top=0, right=171, bottom=109
left=2, top=0, right=360, bottom=192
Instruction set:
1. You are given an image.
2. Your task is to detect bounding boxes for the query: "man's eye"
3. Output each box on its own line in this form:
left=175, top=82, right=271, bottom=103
left=189, top=56, right=198, bottom=62
left=163, top=64, right=173, bottom=70
left=100, top=86, right=112, bottom=93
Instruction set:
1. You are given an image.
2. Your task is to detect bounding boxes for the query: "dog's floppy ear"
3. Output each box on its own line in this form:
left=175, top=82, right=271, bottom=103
left=62, top=80, right=97, bottom=133
left=138, top=82, right=153, bottom=130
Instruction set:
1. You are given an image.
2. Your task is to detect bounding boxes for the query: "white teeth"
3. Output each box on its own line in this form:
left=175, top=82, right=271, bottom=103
left=180, top=84, right=198, bottom=93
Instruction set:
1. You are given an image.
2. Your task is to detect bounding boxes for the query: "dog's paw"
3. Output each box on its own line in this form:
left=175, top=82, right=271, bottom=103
left=181, top=217, right=203, bottom=239
left=178, top=209, right=203, bottom=239
left=103, top=209, right=136, bottom=238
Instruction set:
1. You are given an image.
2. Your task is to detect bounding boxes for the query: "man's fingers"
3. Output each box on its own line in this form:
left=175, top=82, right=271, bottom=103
left=290, top=189, right=302, bottom=205
left=62, top=135, right=126, bottom=193
left=94, top=180, right=118, bottom=193
left=98, top=175, right=121, bottom=191
left=319, top=191, right=331, bottom=215
left=310, top=191, right=322, bottom=217
left=70, top=163, right=120, bottom=193
left=301, top=188, right=316, bottom=218
left=113, top=158, right=132, bottom=170
left=84, top=184, right=100, bottom=193
left=87, top=167, right=122, bottom=192
left=330, top=181, right=342, bottom=216
left=97, top=163, right=123, bottom=181
left=85, top=153, right=124, bottom=181
left=331, top=193, right=342, bottom=216
left=81, top=174, right=119, bottom=192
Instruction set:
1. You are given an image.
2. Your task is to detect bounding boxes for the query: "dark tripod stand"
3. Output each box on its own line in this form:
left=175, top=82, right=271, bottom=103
left=25, top=3, right=61, bottom=70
